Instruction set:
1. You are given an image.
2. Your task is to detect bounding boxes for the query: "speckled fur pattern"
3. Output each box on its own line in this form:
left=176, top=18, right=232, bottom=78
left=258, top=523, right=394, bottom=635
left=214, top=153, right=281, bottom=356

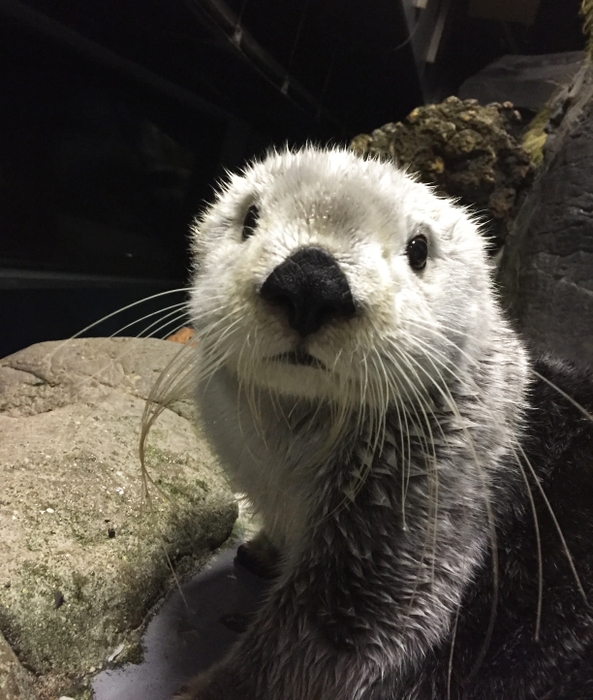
left=174, top=148, right=593, bottom=699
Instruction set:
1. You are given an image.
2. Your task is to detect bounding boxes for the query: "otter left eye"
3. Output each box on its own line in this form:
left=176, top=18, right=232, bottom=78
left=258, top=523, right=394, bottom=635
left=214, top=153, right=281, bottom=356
left=406, top=234, right=428, bottom=271
left=242, top=204, right=259, bottom=240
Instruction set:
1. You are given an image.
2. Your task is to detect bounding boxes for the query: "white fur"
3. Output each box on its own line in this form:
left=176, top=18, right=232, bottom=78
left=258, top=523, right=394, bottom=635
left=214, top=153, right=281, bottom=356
left=191, top=148, right=496, bottom=402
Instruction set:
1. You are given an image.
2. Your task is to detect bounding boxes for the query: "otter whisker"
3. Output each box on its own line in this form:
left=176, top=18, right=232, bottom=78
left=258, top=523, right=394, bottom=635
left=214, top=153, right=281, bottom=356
left=406, top=316, right=590, bottom=624
left=397, top=336, right=501, bottom=681
left=508, top=438, right=544, bottom=640
left=532, top=369, right=593, bottom=423
left=382, top=343, right=447, bottom=631
left=49, top=288, right=189, bottom=355
left=140, top=342, right=200, bottom=490
left=447, top=604, right=461, bottom=700
left=515, top=440, right=587, bottom=604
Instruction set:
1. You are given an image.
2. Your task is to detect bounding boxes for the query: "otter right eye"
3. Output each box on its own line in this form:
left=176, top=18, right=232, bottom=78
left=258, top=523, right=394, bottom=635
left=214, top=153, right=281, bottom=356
left=406, top=234, right=428, bottom=271
left=242, top=204, right=259, bottom=240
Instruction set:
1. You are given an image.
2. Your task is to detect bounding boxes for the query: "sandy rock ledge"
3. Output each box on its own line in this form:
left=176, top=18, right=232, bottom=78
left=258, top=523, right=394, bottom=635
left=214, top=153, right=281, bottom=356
left=0, top=628, right=37, bottom=700
left=0, top=338, right=238, bottom=699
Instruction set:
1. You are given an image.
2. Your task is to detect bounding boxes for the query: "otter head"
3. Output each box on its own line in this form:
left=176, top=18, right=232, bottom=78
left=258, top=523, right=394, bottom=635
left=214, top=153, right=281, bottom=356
left=189, top=148, right=495, bottom=411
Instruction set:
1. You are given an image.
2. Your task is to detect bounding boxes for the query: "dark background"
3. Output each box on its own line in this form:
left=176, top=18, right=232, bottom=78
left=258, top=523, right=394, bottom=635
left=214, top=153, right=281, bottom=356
left=0, top=0, right=585, bottom=356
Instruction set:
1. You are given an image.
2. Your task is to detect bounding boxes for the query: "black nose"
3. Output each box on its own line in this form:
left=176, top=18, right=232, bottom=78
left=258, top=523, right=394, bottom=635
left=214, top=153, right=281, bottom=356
left=260, top=247, right=356, bottom=337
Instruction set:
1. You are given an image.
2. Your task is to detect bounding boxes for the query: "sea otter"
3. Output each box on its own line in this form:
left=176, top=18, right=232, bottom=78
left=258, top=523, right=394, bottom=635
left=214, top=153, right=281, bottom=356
left=171, top=147, right=593, bottom=700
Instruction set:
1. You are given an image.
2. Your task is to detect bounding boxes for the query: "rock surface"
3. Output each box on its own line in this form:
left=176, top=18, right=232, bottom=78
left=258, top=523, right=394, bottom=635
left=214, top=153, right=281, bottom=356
left=350, top=96, right=533, bottom=250
left=0, top=338, right=237, bottom=699
left=459, top=52, right=585, bottom=113
left=0, top=630, right=38, bottom=700
left=499, top=62, right=593, bottom=365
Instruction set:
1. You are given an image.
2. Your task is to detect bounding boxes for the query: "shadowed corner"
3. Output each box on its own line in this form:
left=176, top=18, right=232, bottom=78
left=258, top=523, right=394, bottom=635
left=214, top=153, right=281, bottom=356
left=91, top=550, right=270, bottom=700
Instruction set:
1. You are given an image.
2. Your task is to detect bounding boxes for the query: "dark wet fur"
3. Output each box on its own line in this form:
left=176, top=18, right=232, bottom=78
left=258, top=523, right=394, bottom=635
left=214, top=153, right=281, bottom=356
left=367, top=354, right=593, bottom=700
left=177, top=355, right=593, bottom=700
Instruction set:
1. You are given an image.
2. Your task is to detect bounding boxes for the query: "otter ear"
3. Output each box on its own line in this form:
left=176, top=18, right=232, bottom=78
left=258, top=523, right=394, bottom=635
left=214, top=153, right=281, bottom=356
left=241, top=204, right=260, bottom=241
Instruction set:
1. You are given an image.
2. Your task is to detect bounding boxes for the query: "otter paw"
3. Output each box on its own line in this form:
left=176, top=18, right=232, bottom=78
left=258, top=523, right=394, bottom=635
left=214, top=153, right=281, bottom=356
left=235, top=532, right=280, bottom=579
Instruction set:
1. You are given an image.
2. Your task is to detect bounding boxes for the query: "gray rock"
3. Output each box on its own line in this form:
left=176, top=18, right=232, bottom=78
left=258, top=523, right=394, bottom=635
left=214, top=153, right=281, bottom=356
left=459, top=52, right=586, bottom=113
left=0, top=338, right=237, bottom=698
left=499, top=62, right=593, bottom=365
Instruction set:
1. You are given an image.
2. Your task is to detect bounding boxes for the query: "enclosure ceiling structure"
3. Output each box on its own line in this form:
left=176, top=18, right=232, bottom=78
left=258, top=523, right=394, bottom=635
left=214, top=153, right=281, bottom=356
left=184, top=0, right=346, bottom=129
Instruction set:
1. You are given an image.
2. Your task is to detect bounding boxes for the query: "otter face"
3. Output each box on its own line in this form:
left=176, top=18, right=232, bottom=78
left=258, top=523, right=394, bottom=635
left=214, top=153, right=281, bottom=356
left=189, top=148, right=494, bottom=408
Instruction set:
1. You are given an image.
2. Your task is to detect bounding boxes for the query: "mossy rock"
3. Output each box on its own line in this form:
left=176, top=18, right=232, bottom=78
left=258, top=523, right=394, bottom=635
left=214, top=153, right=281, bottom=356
left=0, top=338, right=238, bottom=698
left=351, top=96, right=534, bottom=249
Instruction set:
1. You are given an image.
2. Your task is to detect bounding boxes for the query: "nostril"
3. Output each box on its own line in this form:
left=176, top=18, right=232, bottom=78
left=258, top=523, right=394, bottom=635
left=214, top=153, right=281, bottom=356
left=314, top=304, right=338, bottom=329
left=260, top=247, right=355, bottom=337
left=269, top=293, right=297, bottom=325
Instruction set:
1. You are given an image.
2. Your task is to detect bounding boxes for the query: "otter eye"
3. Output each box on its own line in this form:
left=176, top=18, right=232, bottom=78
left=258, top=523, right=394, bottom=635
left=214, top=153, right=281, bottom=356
left=242, top=204, right=259, bottom=240
left=406, top=234, right=428, bottom=271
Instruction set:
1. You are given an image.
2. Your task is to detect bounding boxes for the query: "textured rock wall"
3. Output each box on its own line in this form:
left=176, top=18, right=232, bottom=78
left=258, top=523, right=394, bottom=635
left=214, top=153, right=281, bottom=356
left=499, top=63, right=593, bottom=364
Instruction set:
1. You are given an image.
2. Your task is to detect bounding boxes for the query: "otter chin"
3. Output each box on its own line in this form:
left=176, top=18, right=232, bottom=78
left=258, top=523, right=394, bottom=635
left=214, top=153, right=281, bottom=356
left=172, top=147, right=593, bottom=699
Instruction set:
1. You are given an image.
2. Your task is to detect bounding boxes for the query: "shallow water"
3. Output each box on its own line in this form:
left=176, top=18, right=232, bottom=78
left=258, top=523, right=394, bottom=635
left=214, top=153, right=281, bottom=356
left=92, top=549, right=268, bottom=700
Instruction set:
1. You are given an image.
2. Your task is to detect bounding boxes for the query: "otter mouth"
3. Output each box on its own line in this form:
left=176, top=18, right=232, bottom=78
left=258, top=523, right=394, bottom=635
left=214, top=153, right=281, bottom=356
left=271, top=349, right=326, bottom=370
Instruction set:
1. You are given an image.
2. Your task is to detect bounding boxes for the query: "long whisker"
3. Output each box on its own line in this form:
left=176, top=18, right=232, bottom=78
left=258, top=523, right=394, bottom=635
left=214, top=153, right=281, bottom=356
left=508, top=440, right=544, bottom=639
left=406, top=316, right=589, bottom=611
left=394, top=333, right=500, bottom=680
left=532, top=370, right=593, bottom=422
left=47, top=288, right=188, bottom=357
left=516, top=440, right=587, bottom=604
left=447, top=603, right=460, bottom=700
